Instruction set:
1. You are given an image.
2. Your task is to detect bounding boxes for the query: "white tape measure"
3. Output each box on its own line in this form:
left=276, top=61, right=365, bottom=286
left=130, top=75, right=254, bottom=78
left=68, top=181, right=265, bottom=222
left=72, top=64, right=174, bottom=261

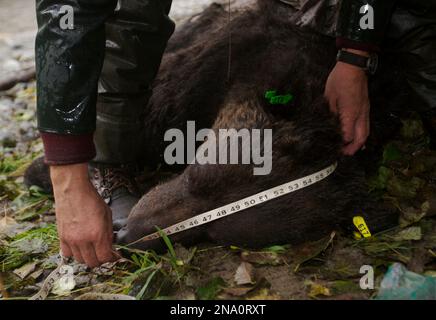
left=29, top=256, right=136, bottom=300
left=128, top=162, right=338, bottom=246
left=28, top=163, right=336, bottom=300
left=29, top=256, right=73, bottom=300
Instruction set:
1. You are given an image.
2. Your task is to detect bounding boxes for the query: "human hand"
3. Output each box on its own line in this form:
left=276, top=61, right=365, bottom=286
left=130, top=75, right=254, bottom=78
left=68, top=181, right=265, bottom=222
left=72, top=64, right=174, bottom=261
left=50, top=163, right=119, bottom=268
left=325, top=49, right=371, bottom=155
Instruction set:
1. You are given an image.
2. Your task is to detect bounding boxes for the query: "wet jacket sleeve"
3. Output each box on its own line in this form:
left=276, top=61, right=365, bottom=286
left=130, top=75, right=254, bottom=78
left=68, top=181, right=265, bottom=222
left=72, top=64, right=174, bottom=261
left=336, top=0, right=397, bottom=51
left=35, top=0, right=117, bottom=165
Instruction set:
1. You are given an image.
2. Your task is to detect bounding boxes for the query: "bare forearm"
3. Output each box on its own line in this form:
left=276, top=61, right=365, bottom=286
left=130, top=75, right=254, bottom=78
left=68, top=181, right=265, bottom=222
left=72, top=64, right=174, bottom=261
left=49, top=162, right=116, bottom=267
left=50, top=163, right=89, bottom=193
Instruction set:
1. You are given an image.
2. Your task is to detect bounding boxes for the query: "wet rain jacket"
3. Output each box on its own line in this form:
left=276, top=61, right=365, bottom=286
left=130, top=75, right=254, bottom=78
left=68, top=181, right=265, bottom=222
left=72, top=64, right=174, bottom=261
left=35, top=0, right=436, bottom=164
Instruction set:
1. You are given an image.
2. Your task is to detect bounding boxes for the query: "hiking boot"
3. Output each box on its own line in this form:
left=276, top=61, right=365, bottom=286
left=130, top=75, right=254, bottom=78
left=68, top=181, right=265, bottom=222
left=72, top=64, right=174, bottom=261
left=89, top=163, right=141, bottom=231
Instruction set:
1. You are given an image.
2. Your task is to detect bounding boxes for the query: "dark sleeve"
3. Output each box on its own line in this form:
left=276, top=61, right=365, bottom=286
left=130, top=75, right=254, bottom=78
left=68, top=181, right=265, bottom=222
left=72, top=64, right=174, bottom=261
left=336, top=0, right=397, bottom=52
left=35, top=0, right=117, bottom=165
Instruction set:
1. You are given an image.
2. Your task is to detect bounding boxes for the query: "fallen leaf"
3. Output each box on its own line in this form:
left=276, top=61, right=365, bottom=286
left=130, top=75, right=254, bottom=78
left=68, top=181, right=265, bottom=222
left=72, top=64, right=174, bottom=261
left=0, top=216, right=18, bottom=238
left=11, top=238, right=48, bottom=254
left=330, top=280, right=361, bottom=295
left=29, top=269, right=44, bottom=280
left=0, top=218, right=34, bottom=239
left=400, top=118, right=425, bottom=140
left=0, top=216, right=16, bottom=227
left=293, top=232, right=336, bottom=272
left=234, top=262, right=255, bottom=285
left=241, top=251, right=283, bottom=266
left=262, top=245, right=288, bottom=254
left=383, top=143, right=402, bottom=164
left=399, top=204, right=428, bottom=227
left=13, top=261, right=37, bottom=279
left=246, top=288, right=280, bottom=300
left=75, top=293, right=136, bottom=300
left=223, top=286, right=254, bottom=297
left=196, top=277, right=226, bottom=300
left=306, top=281, right=331, bottom=299
left=393, top=226, right=422, bottom=241
left=387, top=175, right=425, bottom=199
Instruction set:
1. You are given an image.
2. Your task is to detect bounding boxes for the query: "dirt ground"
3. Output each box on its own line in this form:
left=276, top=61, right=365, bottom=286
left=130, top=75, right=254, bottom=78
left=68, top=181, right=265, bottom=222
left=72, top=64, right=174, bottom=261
left=1, top=0, right=436, bottom=301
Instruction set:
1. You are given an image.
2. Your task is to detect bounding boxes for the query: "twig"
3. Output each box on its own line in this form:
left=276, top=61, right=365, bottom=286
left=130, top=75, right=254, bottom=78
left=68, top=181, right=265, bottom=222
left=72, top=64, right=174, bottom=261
left=0, top=66, right=36, bottom=91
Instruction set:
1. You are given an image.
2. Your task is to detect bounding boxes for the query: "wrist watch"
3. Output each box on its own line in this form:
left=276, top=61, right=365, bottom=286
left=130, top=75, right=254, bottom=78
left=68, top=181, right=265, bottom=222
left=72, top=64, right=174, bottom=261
left=336, top=50, right=379, bottom=75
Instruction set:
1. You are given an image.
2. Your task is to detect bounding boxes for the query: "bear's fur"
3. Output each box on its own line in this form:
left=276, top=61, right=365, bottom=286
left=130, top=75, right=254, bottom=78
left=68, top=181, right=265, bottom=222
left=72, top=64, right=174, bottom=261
left=115, top=0, right=404, bottom=250
left=27, top=0, right=408, bottom=251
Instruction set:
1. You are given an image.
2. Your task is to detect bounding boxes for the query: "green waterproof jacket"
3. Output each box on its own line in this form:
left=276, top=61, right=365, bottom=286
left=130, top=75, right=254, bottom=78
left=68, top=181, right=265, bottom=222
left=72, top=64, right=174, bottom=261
left=35, top=0, right=436, bottom=163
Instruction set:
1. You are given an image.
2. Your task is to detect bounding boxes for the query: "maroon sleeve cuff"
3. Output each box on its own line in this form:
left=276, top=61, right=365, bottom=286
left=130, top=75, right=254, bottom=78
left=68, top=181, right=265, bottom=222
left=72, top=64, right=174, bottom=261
left=336, top=37, right=380, bottom=53
left=40, top=132, right=96, bottom=165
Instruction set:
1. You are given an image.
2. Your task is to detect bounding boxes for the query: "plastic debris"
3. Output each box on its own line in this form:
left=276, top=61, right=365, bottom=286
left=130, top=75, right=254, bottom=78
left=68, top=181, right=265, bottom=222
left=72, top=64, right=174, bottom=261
left=376, top=263, right=436, bottom=300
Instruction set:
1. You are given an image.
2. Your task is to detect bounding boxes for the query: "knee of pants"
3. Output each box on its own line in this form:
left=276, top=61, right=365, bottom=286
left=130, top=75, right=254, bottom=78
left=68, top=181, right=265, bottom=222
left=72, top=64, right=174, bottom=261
left=99, top=0, right=175, bottom=95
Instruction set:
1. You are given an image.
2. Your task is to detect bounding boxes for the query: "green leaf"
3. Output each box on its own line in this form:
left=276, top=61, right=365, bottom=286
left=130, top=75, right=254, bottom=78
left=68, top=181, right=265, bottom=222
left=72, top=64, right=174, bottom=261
left=262, top=245, right=288, bottom=253
left=387, top=175, right=425, bottom=199
left=401, top=118, right=425, bottom=140
left=368, top=166, right=393, bottom=192
left=156, top=227, right=177, bottom=261
left=382, top=143, right=402, bottom=163
left=196, top=277, right=226, bottom=300
left=392, top=226, right=422, bottom=241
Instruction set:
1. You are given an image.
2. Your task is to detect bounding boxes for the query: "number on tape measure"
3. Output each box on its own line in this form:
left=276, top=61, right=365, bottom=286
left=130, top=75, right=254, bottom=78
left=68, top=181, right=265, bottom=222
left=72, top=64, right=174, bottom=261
left=274, top=188, right=285, bottom=196
left=126, top=163, right=338, bottom=246
left=189, top=220, right=199, bottom=226
left=216, top=209, right=227, bottom=217
left=244, top=199, right=256, bottom=207
left=231, top=205, right=241, bottom=211
left=258, top=194, right=269, bottom=201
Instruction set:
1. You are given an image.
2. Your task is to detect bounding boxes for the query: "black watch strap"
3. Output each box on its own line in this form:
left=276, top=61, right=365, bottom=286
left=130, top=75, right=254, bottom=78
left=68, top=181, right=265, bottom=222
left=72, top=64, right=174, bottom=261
left=337, top=50, right=369, bottom=69
left=336, top=50, right=378, bottom=75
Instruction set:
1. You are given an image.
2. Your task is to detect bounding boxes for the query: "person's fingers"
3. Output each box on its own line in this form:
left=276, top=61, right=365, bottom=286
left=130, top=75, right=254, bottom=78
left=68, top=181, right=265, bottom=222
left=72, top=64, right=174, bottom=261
left=340, top=112, right=357, bottom=145
left=343, top=114, right=369, bottom=155
left=80, top=243, right=100, bottom=268
left=70, top=245, right=85, bottom=264
left=60, top=241, right=73, bottom=258
left=94, top=240, right=117, bottom=264
left=112, top=249, right=123, bottom=260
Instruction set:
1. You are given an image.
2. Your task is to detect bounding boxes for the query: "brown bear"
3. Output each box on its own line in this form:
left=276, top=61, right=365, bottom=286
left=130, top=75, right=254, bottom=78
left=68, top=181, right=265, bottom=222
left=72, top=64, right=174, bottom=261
left=26, top=0, right=406, bottom=252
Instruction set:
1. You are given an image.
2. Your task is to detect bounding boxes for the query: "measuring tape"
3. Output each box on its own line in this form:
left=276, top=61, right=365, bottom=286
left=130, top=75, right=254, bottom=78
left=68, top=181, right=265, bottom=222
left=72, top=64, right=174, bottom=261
left=28, top=163, right=336, bottom=300
left=128, top=162, right=338, bottom=246
left=29, top=256, right=135, bottom=300
left=29, top=256, right=73, bottom=300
